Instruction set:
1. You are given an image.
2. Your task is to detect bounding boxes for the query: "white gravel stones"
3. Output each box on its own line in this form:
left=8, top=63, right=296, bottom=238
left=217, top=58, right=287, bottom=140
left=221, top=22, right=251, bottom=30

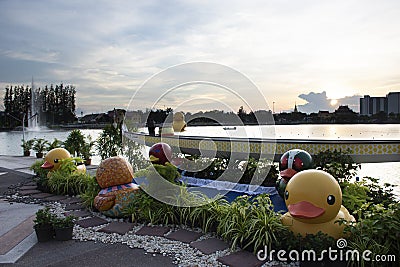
left=5, top=194, right=297, bottom=266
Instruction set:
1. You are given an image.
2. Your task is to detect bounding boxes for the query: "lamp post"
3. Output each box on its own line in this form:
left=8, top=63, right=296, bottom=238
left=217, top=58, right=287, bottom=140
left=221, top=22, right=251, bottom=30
left=273, top=102, right=275, bottom=114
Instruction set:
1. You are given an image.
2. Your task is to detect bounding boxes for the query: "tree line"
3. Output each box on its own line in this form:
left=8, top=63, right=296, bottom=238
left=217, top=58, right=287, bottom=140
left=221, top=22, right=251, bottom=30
left=2, top=83, right=77, bottom=128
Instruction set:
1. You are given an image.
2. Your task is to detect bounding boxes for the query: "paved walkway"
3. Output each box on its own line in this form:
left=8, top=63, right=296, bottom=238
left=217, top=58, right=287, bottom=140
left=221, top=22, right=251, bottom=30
left=0, top=156, right=276, bottom=267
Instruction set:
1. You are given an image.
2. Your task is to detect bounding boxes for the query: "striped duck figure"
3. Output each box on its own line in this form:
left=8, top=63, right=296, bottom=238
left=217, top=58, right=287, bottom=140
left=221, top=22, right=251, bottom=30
left=94, top=156, right=139, bottom=217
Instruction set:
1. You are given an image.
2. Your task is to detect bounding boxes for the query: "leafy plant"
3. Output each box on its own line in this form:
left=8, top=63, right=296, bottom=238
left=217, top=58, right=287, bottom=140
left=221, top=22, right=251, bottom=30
left=81, top=135, right=95, bottom=160
left=126, top=189, right=174, bottom=224
left=81, top=175, right=101, bottom=209
left=181, top=156, right=279, bottom=186
left=313, top=149, right=360, bottom=181
left=217, top=194, right=286, bottom=252
left=239, top=158, right=279, bottom=186
left=341, top=181, right=370, bottom=216
left=64, top=129, right=86, bottom=157
left=361, top=177, right=397, bottom=207
left=344, top=202, right=400, bottom=266
left=47, top=157, right=91, bottom=195
left=47, top=138, right=63, bottom=150
left=30, top=159, right=49, bottom=178
left=48, top=171, right=92, bottom=196
left=34, top=207, right=55, bottom=228
left=135, top=163, right=181, bottom=183
left=96, top=125, right=122, bottom=159
left=32, top=138, right=49, bottom=154
left=30, top=159, right=50, bottom=191
left=21, top=138, right=35, bottom=152
left=189, top=197, right=228, bottom=233
left=52, top=215, right=75, bottom=228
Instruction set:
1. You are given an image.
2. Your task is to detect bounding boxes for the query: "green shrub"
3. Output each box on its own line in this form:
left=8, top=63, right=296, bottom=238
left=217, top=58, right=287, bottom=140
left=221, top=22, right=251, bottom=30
left=125, top=189, right=178, bottom=225
left=341, top=181, right=370, bottom=216
left=47, top=171, right=92, bottom=196
left=52, top=215, right=76, bottom=228
left=135, top=163, right=181, bottom=184
left=217, top=194, right=286, bottom=252
left=30, top=159, right=50, bottom=191
left=34, top=206, right=56, bottom=228
left=46, top=157, right=92, bottom=196
left=188, top=197, right=228, bottom=233
left=344, top=202, right=400, bottom=266
left=22, top=139, right=35, bottom=152
left=361, top=177, right=397, bottom=207
left=47, top=138, right=63, bottom=151
left=30, top=159, right=49, bottom=178
left=181, top=156, right=278, bottom=186
left=313, top=149, right=360, bottom=181
left=64, top=129, right=86, bottom=157
left=96, top=125, right=122, bottom=159
left=81, top=175, right=101, bottom=209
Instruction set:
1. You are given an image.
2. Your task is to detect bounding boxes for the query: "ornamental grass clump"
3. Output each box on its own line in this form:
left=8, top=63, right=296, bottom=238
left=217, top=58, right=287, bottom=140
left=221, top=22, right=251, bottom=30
left=81, top=175, right=101, bottom=209
left=313, top=149, right=360, bottom=181
left=217, top=194, right=286, bottom=252
left=47, top=158, right=92, bottom=196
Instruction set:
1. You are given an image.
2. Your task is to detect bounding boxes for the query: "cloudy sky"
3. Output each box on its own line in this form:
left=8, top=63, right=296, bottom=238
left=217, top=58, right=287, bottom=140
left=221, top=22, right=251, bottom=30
left=1, top=0, right=399, bottom=114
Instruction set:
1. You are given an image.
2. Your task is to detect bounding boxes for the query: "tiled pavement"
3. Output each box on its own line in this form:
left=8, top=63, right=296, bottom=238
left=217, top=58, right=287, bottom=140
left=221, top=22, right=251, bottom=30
left=13, top=184, right=269, bottom=267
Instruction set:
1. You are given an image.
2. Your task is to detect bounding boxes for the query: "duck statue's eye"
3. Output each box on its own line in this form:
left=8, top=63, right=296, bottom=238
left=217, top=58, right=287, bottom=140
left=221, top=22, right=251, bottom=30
left=327, top=195, right=335, bottom=205
left=54, top=159, right=59, bottom=163
left=285, top=190, right=289, bottom=200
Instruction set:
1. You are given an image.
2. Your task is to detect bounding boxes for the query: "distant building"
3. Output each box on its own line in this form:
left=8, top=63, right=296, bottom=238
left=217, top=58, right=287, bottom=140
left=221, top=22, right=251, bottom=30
left=335, top=105, right=357, bottom=116
left=293, top=103, right=299, bottom=113
left=125, top=111, right=142, bottom=124
left=80, top=113, right=111, bottom=124
left=387, top=92, right=400, bottom=115
left=360, top=92, right=400, bottom=115
left=318, top=110, right=331, bottom=119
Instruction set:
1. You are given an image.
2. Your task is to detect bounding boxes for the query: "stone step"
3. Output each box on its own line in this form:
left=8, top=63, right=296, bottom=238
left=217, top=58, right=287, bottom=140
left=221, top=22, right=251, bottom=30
left=18, top=189, right=41, bottom=196
left=165, top=229, right=202, bottom=243
left=45, top=195, right=68, bottom=202
left=19, top=185, right=37, bottom=190
left=76, top=217, right=108, bottom=228
left=59, top=197, right=82, bottom=205
left=135, top=226, right=170, bottom=237
left=65, top=210, right=92, bottom=218
left=65, top=203, right=85, bottom=211
left=218, top=250, right=265, bottom=267
left=98, top=222, right=135, bottom=235
left=30, top=193, right=54, bottom=199
left=190, top=238, right=229, bottom=255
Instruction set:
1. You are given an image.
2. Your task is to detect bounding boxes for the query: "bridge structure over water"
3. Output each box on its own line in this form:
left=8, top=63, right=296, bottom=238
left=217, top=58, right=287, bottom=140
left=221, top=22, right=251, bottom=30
left=124, top=131, right=400, bottom=163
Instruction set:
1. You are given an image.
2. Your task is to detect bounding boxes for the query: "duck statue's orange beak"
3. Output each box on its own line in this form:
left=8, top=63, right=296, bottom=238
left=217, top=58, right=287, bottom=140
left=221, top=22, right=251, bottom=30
left=41, top=161, right=54, bottom=169
left=288, top=201, right=325, bottom=219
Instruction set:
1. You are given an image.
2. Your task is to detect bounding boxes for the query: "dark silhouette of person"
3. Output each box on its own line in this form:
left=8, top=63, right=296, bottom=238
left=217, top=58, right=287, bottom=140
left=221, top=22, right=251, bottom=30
left=147, top=118, right=155, bottom=136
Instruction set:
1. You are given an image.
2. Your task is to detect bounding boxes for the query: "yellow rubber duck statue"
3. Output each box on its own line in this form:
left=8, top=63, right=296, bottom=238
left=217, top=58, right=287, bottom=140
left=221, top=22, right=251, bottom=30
left=172, top=112, right=186, bottom=132
left=41, top=148, right=86, bottom=173
left=281, top=169, right=355, bottom=239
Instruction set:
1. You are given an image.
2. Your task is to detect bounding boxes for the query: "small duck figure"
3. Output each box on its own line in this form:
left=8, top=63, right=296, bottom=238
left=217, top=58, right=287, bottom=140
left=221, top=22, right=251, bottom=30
left=172, top=111, right=186, bottom=132
left=276, top=149, right=313, bottom=198
left=281, top=169, right=355, bottom=239
left=149, top=142, right=172, bottom=165
left=94, top=156, right=139, bottom=217
left=41, top=148, right=86, bottom=173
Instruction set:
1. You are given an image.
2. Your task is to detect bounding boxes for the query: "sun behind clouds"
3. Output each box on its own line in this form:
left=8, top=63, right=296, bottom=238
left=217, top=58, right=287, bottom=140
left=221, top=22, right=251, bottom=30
left=330, top=99, right=338, bottom=106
